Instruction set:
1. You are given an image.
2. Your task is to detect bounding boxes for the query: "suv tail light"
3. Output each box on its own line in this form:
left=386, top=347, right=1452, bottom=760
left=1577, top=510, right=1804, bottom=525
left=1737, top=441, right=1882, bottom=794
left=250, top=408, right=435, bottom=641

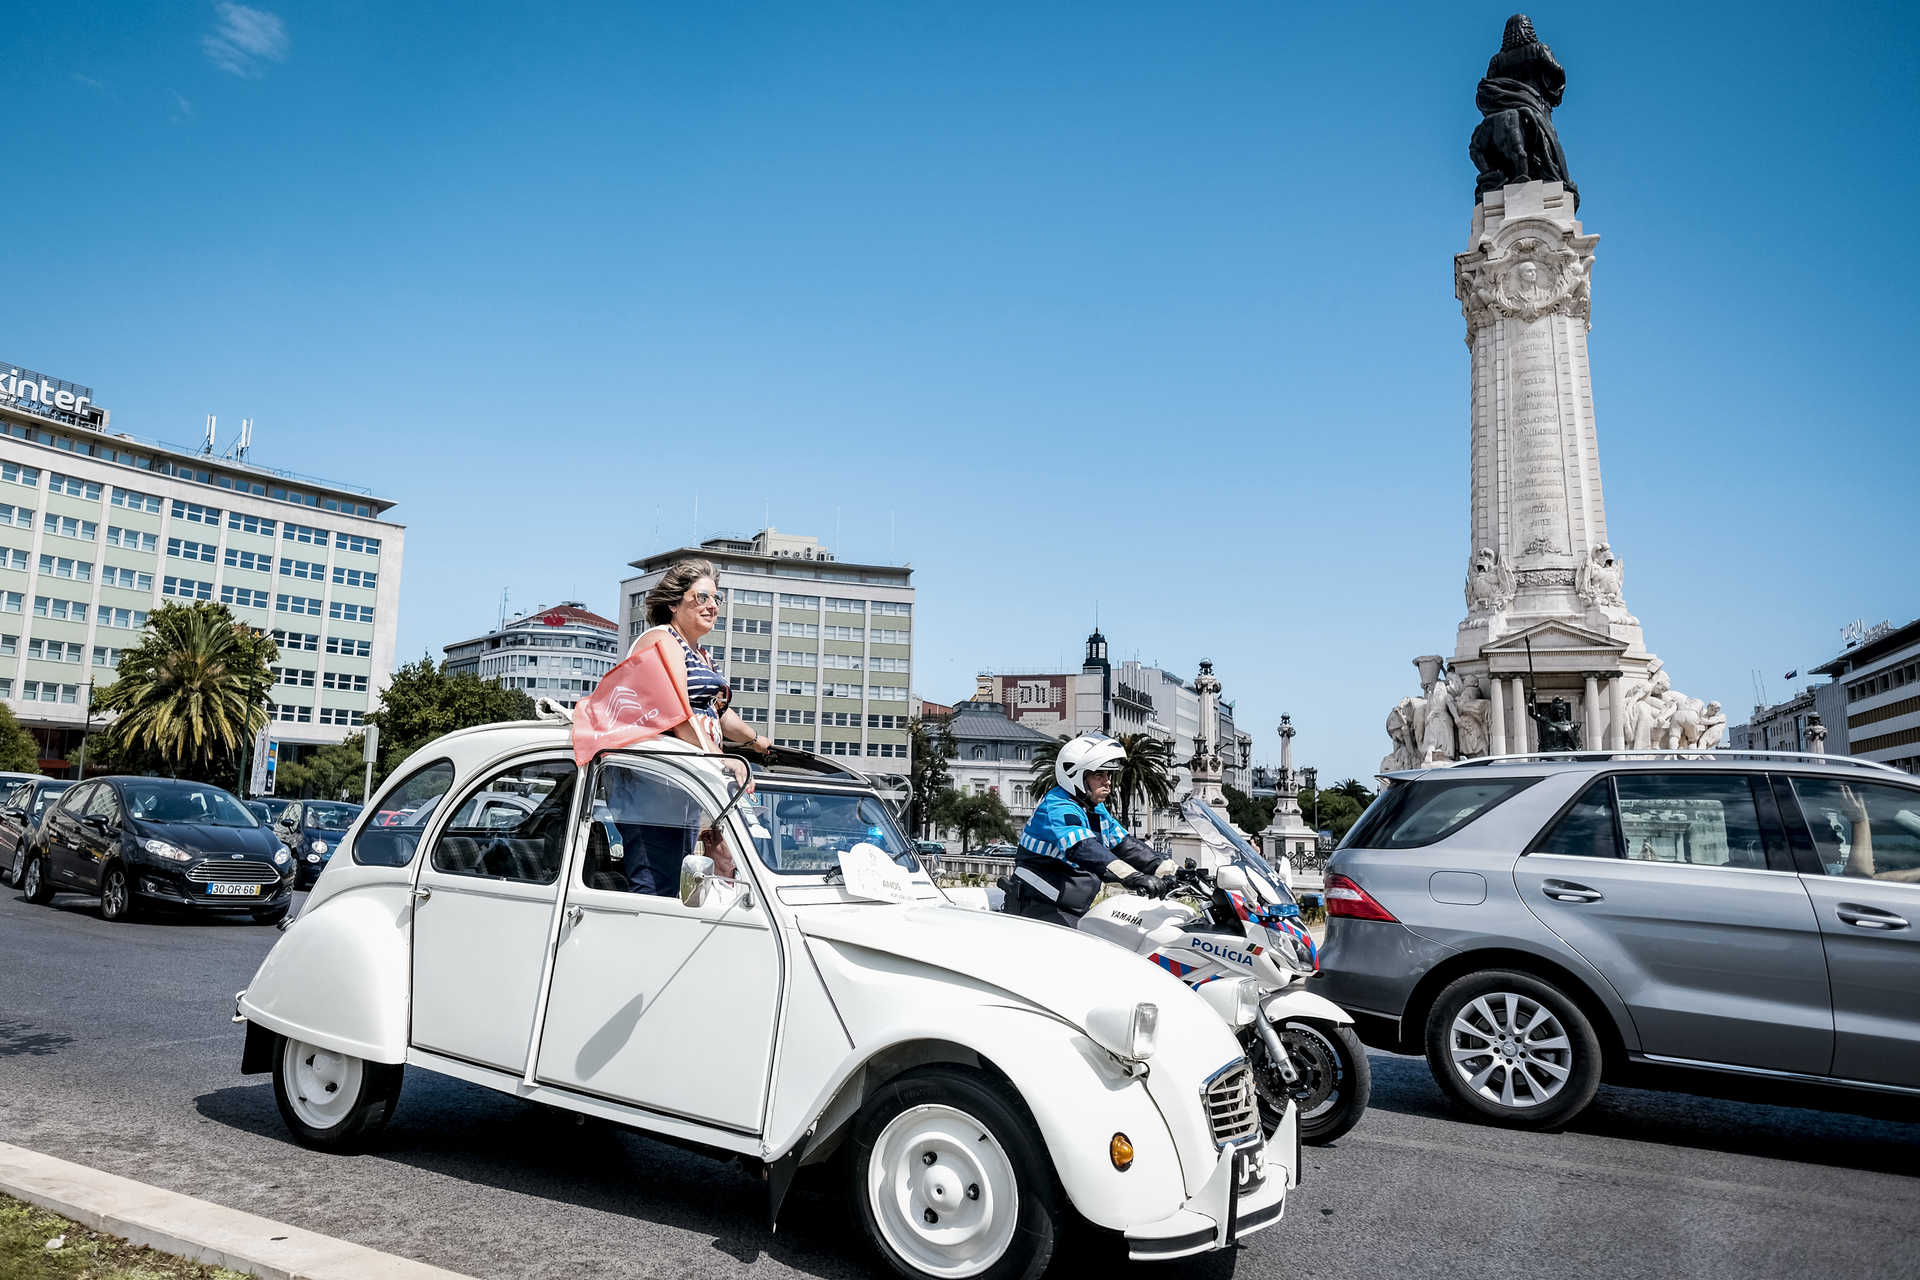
left=1324, top=873, right=1398, bottom=922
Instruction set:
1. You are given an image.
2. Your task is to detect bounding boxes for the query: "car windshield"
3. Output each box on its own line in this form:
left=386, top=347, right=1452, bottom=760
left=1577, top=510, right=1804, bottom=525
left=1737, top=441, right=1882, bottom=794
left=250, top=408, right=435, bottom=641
left=741, top=786, right=931, bottom=877
left=304, top=802, right=362, bottom=829
left=124, top=781, right=258, bottom=827
left=32, top=783, right=72, bottom=817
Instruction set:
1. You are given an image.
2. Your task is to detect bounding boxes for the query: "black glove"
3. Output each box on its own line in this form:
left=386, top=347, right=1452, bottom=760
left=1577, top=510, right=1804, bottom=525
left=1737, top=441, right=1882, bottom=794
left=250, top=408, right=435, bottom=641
left=1123, top=871, right=1170, bottom=898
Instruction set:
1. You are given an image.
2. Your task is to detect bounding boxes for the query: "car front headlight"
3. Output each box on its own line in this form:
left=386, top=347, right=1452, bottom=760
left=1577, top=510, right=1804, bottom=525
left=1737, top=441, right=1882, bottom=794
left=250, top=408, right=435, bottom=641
left=309, top=840, right=328, bottom=855
left=140, top=838, right=193, bottom=863
left=305, top=852, right=321, bottom=863
left=1087, top=1001, right=1159, bottom=1063
left=272, top=849, right=290, bottom=865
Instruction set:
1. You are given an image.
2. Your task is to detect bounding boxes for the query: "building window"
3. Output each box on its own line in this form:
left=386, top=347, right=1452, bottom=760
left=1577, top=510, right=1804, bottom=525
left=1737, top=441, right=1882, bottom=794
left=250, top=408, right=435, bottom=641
left=93, top=645, right=122, bottom=667
left=280, top=557, right=325, bottom=580
left=866, top=743, right=906, bottom=758
left=22, top=680, right=81, bottom=703
left=276, top=594, right=323, bottom=616
left=47, top=472, right=102, bottom=500
left=824, top=681, right=861, bottom=699
left=325, top=635, right=371, bottom=657
left=776, top=679, right=816, bottom=697
left=2, top=463, right=42, bottom=488
left=100, top=566, right=151, bottom=590
left=273, top=666, right=316, bottom=688
left=0, top=549, right=24, bottom=572
left=731, top=589, right=773, bottom=606
left=824, top=596, right=864, bottom=613
left=221, top=585, right=270, bottom=609
left=99, top=607, right=148, bottom=630
left=37, top=555, right=91, bottom=582
left=27, top=639, right=84, bottom=663
left=778, top=593, right=820, bottom=609
left=779, top=649, right=819, bottom=667
left=161, top=576, right=213, bottom=601
left=774, top=708, right=816, bottom=724
left=111, top=486, right=161, bottom=513
left=0, top=634, right=14, bottom=656
left=318, top=707, right=365, bottom=726
left=271, top=702, right=314, bottom=723
left=823, top=624, right=863, bottom=641
left=0, top=504, right=32, bottom=529
left=272, top=629, right=320, bottom=651
left=869, top=684, right=907, bottom=702
left=735, top=705, right=767, bottom=723
left=731, top=676, right=769, bottom=693
left=335, top=532, right=380, bottom=555
left=284, top=522, right=328, bottom=546
left=227, top=512, right=277, bottom=535
left=167, top=537, right=217, bottom=563
left=731, top=617, right=772, bottom=634
left=329, top=601, right=375, bottom=623
left=332, top=566, right=377, bottom=588
left=47, top=515, right=97, bottom=542
left=873, top=602, right=911, bottom=617
left=106, top=526, right=157, bottom=552
left=321, top=671, right=369, bottom=692
left=869, top=656, right=910, bottom=672
left=731, top=647, right=771, bottom=666
left=224, top=548, right=271, bottom=572
left=0, top=592, right=21, bottom=614
left=778, top=621, right=818, bottom=638
left=32, top=595, right=88, bottom=620
left=170, top=500, right=221, bottom=525
left=871, top=628, right=910, bottom=645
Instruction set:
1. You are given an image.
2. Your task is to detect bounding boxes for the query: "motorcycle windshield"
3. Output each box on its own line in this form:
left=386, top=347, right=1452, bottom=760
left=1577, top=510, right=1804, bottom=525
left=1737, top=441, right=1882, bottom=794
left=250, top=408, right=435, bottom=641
left=1177, top=797, right=1295, bottom=907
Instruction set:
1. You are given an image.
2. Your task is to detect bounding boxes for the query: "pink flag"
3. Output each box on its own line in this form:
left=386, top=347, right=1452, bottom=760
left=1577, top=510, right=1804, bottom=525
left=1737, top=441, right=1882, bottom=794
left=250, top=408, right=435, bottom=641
left=571, top=635, right=693, bottom=767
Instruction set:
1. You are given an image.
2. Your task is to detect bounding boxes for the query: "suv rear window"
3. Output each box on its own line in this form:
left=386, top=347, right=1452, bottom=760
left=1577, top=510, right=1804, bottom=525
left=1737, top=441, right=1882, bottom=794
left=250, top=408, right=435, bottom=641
left=1342, top=776, right=1541, bottom=850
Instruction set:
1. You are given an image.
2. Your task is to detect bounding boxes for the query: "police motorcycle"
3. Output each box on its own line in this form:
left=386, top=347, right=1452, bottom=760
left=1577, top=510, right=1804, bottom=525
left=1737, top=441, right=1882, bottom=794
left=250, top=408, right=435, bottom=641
left=1077, top=796, right=1371, bottom=1145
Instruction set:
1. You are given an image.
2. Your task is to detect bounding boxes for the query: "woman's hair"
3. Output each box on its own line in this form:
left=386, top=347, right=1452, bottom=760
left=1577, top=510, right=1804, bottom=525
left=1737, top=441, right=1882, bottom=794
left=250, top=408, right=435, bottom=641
left=645, top=558, right=718, bottom=626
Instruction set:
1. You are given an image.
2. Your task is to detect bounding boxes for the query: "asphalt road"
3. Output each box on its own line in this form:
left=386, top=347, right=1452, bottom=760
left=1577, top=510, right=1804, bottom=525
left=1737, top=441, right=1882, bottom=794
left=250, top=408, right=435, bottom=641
left=2, top=887, right=1917, bottom=1280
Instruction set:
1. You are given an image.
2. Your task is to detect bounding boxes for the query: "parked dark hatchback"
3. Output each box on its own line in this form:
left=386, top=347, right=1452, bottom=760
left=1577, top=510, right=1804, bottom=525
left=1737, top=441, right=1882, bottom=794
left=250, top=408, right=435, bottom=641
left=272, top=800, right=363, bottom=889
left=20, top=776, right=294, bottom=924
left=0, top=778, right=69, bottom=887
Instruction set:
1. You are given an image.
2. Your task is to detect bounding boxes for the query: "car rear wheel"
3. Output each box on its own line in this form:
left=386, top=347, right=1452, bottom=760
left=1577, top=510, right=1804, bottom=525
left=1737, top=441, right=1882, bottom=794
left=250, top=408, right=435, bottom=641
left=99, top=865, right=139, bottom=922
left=272, top=1035, right=403, bottom=1151
left=848, top=1067, right=1062, bottom=1280
left=1424, top=969, right=1602, bottom=1130
left=21, top=854, right=53, bottom=904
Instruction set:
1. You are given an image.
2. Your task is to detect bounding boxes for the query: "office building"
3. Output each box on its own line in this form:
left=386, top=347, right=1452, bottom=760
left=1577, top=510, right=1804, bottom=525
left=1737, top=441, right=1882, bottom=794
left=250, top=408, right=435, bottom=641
left=443, top=602, right=620, bottom=709
left=619, top=528, right=913, bottom=765
left=0, top=358, right=404, bottom=773
left=1808, top=618, right=1920, bottom=774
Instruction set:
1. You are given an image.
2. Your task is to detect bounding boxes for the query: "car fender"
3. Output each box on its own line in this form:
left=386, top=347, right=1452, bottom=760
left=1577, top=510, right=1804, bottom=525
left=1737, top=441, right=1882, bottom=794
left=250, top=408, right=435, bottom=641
left=237, top=882, right=412, bottom=1063
left=1262, top=987, right=1353, bottom=1026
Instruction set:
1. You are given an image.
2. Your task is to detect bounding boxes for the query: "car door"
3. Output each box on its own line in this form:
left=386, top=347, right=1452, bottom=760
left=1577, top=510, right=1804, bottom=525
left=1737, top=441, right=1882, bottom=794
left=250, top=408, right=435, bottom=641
left=1515, top=771, right=1832, bottom=1075
left=0, top=784, right=27, bottom=870
left=1776, top=773, right=1920, bottom=1088
left=409, top=754, right=578, bottom=1075
left=534, top=755, right=781, bottom=1133
left=75, top=784, right=127, bottom=891
left=44, top=782, right=98, bottom=887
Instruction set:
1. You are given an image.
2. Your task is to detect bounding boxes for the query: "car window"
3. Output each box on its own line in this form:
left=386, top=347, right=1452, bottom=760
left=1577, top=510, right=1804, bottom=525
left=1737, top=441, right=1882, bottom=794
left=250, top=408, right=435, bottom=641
left=1530, top=779, right=1619, bottom=858
left=85, top=785, right=123, bottom=824
left=31, top=783, right=71, bottom=818
left=583, top=762, right=726, bottom=896
left=430, top=759, right=576, bottom=885
left=355, top=761, right=456, bottom=867
left=744, top=786, right=923, bottom=875
left=123, top=782, right=253, bottom=826
left=1614, top=774, right=1768, bottom=870
left=2, top=784, right=27, bottom=814
left=1791, top=778, right=1920, bottom=883
left=54, top=783, right=95, bottom=819
left=304, top=802, right=361, bottom=829
left=1342, top=776, right=1542, bottom=850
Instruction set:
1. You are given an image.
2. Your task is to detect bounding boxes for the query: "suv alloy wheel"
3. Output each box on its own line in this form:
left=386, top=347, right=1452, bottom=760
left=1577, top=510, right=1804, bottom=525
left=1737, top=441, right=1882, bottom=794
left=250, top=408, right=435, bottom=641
left=1424, top=969, right=1602, bottom=1129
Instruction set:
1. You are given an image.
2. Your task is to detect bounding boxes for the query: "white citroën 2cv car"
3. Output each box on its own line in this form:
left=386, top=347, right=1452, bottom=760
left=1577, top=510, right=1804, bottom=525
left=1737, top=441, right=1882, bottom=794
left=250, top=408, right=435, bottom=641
left=236, top=722, right=1293, bottom=1279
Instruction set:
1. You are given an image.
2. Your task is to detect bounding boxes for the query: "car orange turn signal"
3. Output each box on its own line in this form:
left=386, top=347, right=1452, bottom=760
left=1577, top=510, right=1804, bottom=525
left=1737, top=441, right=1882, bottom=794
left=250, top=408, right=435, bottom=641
left=1109, top=1132, right=1134, bottom=1171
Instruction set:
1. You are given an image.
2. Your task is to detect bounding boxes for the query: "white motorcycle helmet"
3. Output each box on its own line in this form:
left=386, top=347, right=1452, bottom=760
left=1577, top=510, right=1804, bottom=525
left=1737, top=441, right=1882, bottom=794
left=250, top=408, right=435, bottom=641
left=1055, top=732, right=1127, bottom=798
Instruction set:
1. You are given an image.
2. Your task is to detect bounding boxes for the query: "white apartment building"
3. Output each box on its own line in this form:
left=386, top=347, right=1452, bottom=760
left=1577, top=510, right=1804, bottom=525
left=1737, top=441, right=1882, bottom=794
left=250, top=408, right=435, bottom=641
left=442, top=602, right=620, bottom=710
left=619, top=529, right=912, bottom=766
left=0, top=359, right=404, bottom=773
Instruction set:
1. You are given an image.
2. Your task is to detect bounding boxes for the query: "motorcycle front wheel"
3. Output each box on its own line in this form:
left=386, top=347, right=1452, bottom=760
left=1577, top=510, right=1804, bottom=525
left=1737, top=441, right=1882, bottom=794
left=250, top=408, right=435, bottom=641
left=1250, top=1018, right=1371, bottom=1146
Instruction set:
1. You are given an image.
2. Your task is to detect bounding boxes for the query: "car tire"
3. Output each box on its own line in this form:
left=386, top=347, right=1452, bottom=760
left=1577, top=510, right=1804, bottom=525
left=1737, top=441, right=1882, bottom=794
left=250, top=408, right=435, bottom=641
left=21, top=853, right=53, bottom=904
left=847, top=1066, right=1063, bottom=1280
left=252, top=904, right=290, bottom=926
left=1424, top=969, right=1602, bottom=1130
left=271, top=1034, right=403, bottom=1151
left=99, top=864, right=140, bottom=923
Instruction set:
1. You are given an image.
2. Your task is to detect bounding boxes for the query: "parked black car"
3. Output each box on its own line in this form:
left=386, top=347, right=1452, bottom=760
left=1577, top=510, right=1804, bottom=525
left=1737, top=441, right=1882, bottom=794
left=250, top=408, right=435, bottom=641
left=271, top=800, right=364, bottom=889
left=20, top=776, right=294, bottom=924
left=0, top=778, right=69, bottom=887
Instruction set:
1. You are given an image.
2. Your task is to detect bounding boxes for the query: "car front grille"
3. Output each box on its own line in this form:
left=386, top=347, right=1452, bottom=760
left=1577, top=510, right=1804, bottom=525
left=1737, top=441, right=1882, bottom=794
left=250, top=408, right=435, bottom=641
left=185, top=859, right=279, bottom=883
left=1204, top=1061, right=1260, bottom=1148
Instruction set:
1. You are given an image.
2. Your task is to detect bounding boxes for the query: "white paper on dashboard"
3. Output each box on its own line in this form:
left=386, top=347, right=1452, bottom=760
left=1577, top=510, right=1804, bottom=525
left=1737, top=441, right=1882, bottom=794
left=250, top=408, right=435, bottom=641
left=839, top=842, right=915, bottom=904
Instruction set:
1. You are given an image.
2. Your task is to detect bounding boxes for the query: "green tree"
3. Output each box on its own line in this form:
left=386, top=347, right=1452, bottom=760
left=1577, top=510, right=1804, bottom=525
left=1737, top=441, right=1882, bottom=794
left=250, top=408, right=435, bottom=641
left=364, top=656, right=536, bottom=782
left=934, top=789, right=1017, bottom=852
left=1029, top=738, right=1063, bottom=801
left=906, top=716, right=956, bottom=837
left=1113, top=733, right=1175, bottom=825
left=277, top=736, right=369, bottom=801
left=92, top=602, right=277, bottom=783
left=1296, top=785, right=1365, bottom=843
left=1332, top=778, right=1376, bottom=807
left=1221, top=783, right=1276, bottom=836
left=0, top=703, right=39, bottom=773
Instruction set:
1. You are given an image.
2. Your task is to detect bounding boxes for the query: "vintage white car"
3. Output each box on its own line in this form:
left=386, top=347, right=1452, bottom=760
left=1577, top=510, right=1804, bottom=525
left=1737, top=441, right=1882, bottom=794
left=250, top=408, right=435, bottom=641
left=236, top=723, right=1293, bottom=1278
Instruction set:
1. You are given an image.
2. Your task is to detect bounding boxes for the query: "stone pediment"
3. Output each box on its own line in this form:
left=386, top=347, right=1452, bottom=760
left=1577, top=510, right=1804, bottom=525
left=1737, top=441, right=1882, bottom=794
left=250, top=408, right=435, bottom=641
left=1480, top=620, right=1627, bottom=674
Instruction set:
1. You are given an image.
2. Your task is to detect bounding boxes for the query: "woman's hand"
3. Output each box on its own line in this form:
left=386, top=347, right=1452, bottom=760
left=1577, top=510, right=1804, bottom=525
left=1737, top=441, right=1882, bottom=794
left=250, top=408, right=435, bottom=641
left=1839, top=784, right=1870, bottom=824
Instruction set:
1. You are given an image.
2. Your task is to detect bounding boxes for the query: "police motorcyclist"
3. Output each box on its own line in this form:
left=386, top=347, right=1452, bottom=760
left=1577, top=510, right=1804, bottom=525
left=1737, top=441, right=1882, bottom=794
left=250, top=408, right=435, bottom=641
left=1008, top=733, right=1176, bottom=926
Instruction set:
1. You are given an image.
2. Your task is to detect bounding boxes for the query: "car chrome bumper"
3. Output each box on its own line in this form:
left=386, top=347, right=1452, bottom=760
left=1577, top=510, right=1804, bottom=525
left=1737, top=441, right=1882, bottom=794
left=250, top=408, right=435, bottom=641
left=1124, top=1130, right=1287, bottom=1261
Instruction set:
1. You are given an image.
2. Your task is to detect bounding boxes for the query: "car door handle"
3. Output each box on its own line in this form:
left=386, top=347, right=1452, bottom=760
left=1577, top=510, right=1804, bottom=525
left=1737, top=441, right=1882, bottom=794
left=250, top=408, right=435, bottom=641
left=1837, top=903, right=1909, bottom=931
left=563, top=905, right=583, bottom=927
left=1543, top=880, right=1603, bottom=903
left=410, top=886, right=431, bottom=902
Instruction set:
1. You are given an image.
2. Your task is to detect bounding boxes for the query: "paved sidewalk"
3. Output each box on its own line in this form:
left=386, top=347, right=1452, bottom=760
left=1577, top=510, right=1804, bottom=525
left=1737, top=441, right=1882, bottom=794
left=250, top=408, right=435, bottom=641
left=0, top=1142, right=475, bottom=1280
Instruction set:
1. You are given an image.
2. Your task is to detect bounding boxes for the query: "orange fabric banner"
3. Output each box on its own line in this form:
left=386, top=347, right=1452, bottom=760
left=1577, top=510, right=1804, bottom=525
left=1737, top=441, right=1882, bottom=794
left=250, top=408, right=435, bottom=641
left=571, top=634, right=693, bottom=767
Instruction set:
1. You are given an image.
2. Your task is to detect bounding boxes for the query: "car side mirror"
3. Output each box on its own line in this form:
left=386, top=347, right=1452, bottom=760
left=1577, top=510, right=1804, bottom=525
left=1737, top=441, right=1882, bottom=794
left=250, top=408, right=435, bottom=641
left=679, top=853, right=715, bottom=906
left=83, top=813, right=110, bottom=831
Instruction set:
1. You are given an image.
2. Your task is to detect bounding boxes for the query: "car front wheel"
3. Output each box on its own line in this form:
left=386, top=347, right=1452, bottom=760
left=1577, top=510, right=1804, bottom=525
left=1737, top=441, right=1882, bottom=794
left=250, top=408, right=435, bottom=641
left=1424, top=969, right=1602, bottom=1130
left=99, top=865, right=139, bottom=922
left=271, top=1035, right=403, bottom=1151
left=848, top=1067, right=1062, bottom=1280
left=21, top=854, right=53, bottom=904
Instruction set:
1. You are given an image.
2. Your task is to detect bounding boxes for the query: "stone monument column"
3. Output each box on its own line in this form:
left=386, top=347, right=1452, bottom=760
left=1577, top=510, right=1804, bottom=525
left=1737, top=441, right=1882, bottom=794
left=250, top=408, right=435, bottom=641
left=1608, top=676, right=1627, bottom=749
left=1488, top=677, right=1508, bottom=754
left=1583, top=673, right=1602, bottom=749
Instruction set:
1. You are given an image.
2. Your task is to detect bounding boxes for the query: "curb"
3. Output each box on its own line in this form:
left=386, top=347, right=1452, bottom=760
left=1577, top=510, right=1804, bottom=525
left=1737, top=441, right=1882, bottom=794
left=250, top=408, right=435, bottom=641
left=0, top=1141, right=475, bottom=1280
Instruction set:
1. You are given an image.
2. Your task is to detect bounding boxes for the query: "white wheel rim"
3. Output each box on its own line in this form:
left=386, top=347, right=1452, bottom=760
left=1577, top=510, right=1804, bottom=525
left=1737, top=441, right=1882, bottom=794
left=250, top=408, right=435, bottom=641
left=103, top=872, right=127, bottom=917
left=282, top=1038, right=364, bottom=1130
left=23, top=860, right=40, bottom=895
left=867, top=1103, right=1018, bottom=1278
left=1448, top=991, right=1574, bottom=1109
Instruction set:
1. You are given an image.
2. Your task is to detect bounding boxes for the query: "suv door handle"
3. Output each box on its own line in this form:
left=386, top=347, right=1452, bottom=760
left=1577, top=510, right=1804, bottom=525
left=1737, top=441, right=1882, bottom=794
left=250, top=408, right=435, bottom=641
left=1837, top=903, right=1909, bottom=931
left=1543, top=880, right=1603, bottom=903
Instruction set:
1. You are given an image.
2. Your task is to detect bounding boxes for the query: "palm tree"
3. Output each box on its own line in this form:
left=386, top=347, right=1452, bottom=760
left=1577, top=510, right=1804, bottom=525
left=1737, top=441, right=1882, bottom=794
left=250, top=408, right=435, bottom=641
left=1029, top=738, right=1063, bottom=803
left=95, top=602, right=277, bottom=781
left=1113, top=733, right=1174, bottom=825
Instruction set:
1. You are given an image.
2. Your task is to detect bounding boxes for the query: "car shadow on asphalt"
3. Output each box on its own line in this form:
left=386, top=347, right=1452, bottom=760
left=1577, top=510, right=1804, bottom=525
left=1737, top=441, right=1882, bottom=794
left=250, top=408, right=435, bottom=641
left=1361, top=1051, right=1920, bottom=1178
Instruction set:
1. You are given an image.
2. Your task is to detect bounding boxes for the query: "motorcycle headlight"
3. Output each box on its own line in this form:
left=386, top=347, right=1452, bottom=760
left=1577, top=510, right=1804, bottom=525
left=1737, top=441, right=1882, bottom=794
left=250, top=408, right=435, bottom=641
left=140, top=838, right=193, bottom=863
left=309, top=840, right=328, bottom=855
left=272, top=849, right=290, bottom=866
left=1233, top=976, right=1260, bottom=1026
left=305, top=852, right=321, bottom=863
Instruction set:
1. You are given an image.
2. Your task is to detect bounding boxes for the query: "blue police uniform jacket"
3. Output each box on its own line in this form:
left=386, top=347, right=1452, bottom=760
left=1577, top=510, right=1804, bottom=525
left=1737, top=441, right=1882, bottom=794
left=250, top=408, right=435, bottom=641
left=1018, top=786, right=1129, bottom=872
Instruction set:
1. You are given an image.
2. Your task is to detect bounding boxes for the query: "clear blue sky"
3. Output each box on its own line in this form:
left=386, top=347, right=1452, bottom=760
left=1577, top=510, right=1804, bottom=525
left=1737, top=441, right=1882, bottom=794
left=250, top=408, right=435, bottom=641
left=8, top=2, right=1916, bottom=783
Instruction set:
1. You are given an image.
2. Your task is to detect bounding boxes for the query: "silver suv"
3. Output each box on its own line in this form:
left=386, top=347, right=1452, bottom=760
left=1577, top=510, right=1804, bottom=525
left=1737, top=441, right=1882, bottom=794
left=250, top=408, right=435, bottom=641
left=1317, top=751, right=1920, bottom=1129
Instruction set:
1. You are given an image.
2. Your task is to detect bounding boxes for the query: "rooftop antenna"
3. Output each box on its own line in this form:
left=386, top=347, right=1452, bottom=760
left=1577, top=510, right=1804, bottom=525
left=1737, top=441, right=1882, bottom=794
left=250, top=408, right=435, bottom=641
left=1751, top=668, right=1769, bottom=711
left=237, top=417, right=253, bottom=462
left=202, top=414, right=216, bottom=455
left=499, top=587, right=510, bottom=631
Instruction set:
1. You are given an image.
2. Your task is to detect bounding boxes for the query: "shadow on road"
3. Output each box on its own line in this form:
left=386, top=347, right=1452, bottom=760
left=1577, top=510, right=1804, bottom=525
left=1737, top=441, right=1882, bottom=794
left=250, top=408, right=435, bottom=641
left=1362, top=1051, right=1920, bottom=1178
left=0, top=1018, right=74, bottom=1058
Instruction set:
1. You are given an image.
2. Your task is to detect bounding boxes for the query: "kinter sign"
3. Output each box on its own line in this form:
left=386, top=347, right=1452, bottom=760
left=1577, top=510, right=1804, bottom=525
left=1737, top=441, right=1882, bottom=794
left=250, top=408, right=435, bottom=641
left=2, top=366, right=95, bottom=419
